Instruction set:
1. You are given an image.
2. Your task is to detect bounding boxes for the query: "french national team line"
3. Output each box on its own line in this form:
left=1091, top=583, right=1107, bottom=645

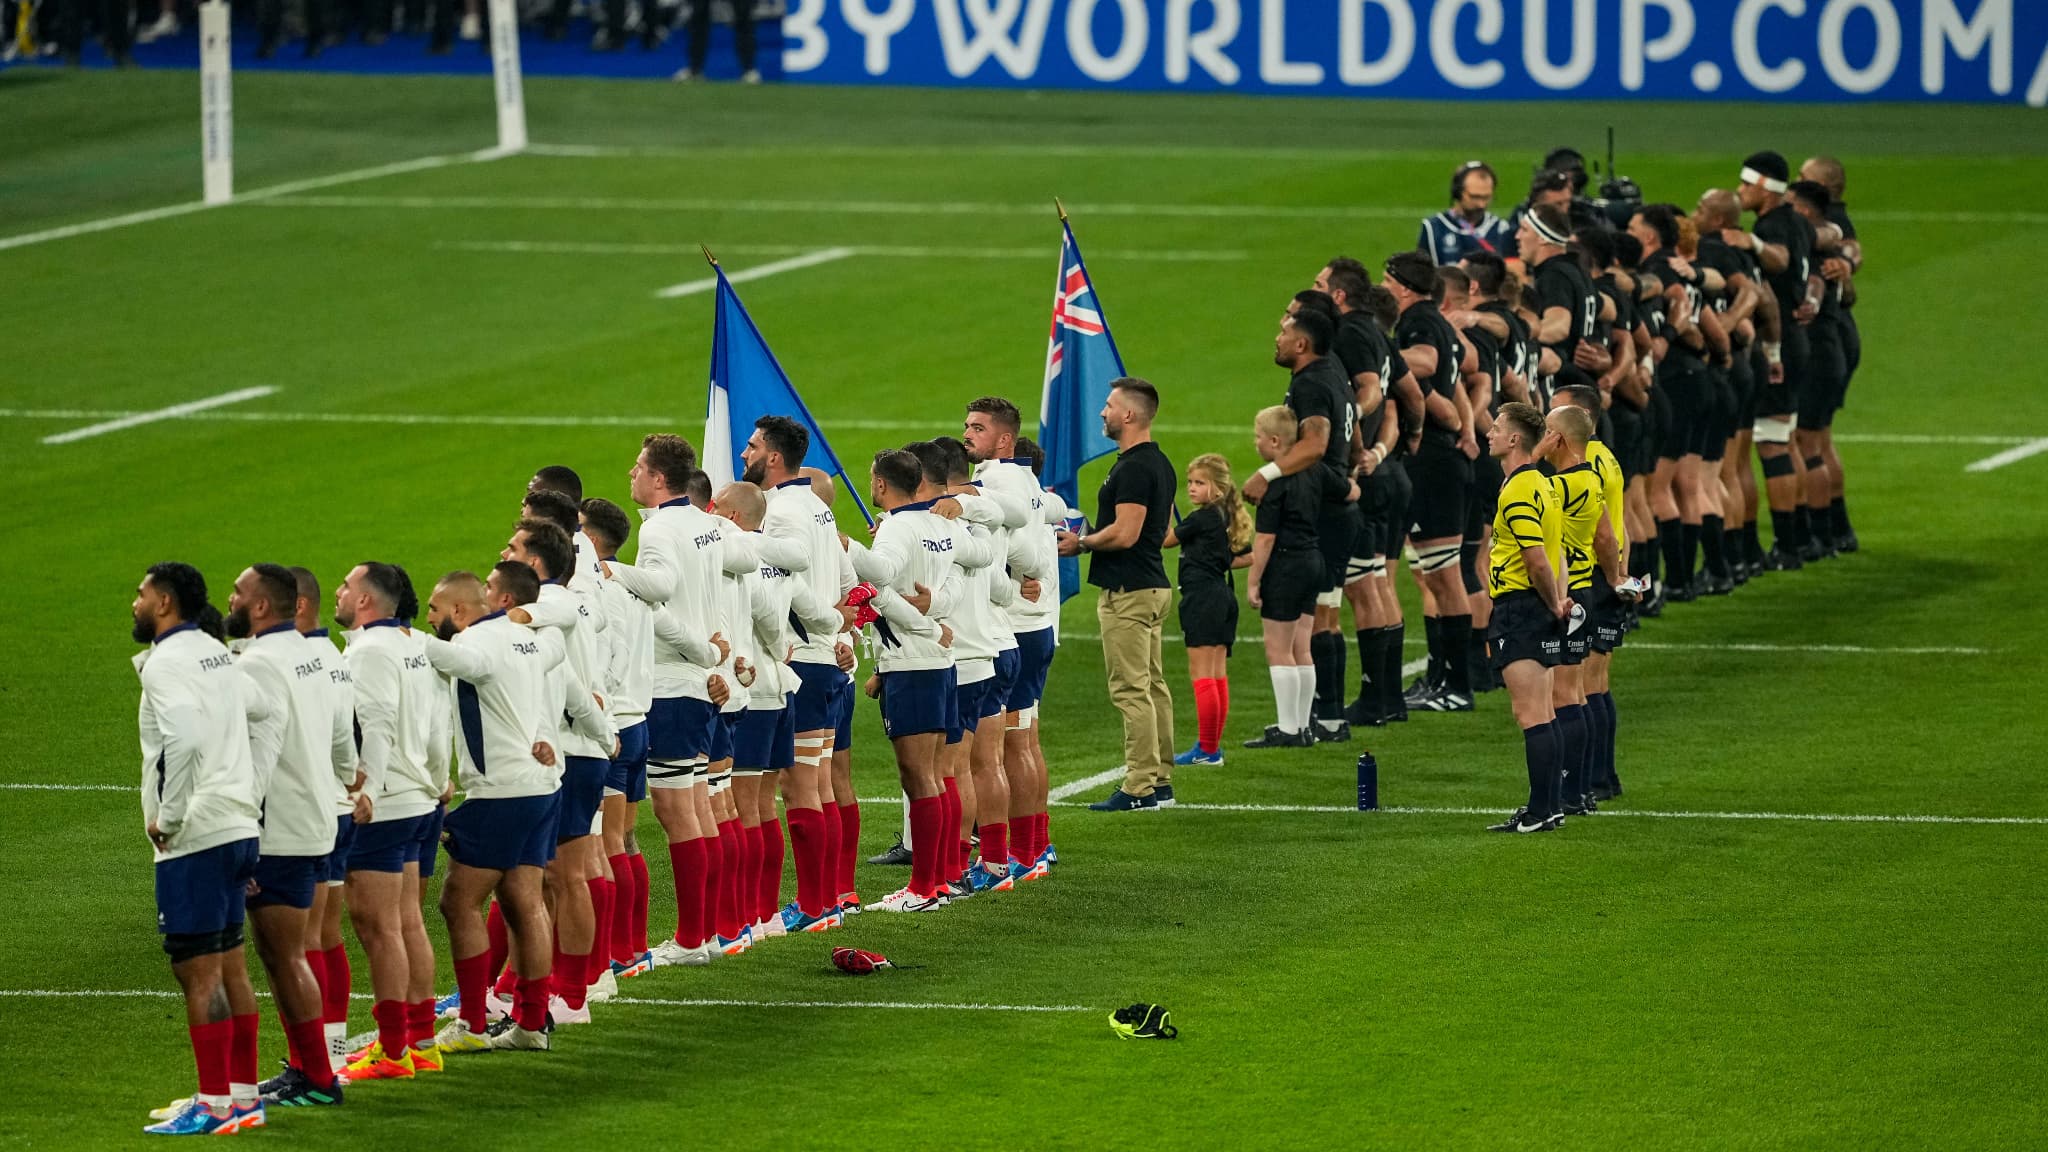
left=124, top=144, right=1865, bottom=1135
left=131, top=406, right=1074, bottom=1134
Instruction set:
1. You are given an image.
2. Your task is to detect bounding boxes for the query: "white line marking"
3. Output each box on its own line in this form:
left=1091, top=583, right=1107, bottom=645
left=1048, top=767, right=1127, bottom=802
left=1052, top=801, right=2048, bottom=826
left=1059, top=635, right=1984, bottom=656
left=655, top=247, right=856, bottom=299
left=520, top=141, right=1432, bottom=161
left=1964, top=438, right=2048, bottom=473
left=0, top=988, right=1088, bottom=1012
left=609, top=995, right=1091, bottom=1013
left=40, top=386, right=277, bottom=445
left=0, top=149, right=507, bottom=254
left=266, top=188, right=2048, bottom=228
left=0, top=784, right=131, bottom=792
left=259, top=194, right=1434, bottom=222
left=438, top=239, right=1248, bottom=263
left=1835, top=432, right=2032, bottom=445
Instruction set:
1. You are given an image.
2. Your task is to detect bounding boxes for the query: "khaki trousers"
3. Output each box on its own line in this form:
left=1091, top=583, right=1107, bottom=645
left=1096, top=587, right=1175, bottom=797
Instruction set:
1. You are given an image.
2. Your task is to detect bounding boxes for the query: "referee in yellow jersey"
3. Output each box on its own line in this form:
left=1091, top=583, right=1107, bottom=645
left=1543, top=403, right=1622, bottom=817
left=1483, top=403, right=1568, bottom=834
left=1553, top=385, right=1632, bottom=802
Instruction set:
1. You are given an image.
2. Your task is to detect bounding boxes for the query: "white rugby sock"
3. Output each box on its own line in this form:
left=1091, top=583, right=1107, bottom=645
left=1270, top=665, right=1301, bottom=733
left=1291, top=666, right=1317, bottom=733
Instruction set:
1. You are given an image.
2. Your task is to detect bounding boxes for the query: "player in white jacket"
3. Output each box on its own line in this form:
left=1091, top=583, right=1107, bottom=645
left=286, top=565, right=358, bottom=1077
left=132, top=563, right=268, bottom=1136
left=424, top=563, right=607, bottom=1054
left=848, top=450, right=985, bottom=913
left=578, top=497, right=657, bottom=979
left=224, top=564, right=347, bottom=1108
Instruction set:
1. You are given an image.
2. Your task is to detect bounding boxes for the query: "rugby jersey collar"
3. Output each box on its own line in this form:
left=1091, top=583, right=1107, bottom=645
left=774, top=478, right=811, bottom=490
left=659, top=496, right=693, bottom=510
left=475, top=609, right=509, bottom=626
left=152, top=622, right=199, bottom=646
left=893, top=498, right=940, bottom=513
left=255, top=622, right=297, bottom=639
left=362, top=618, right=404, bottom=631
left=305, top=628, right=329, bottom=639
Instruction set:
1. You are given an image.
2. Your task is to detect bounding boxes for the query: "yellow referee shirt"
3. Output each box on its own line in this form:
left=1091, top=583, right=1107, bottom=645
left=1489, top=463, right=1562, bottom=597
left=1587, top=439, right=1627, bottom=551
left=1551, top=462, right=1606, bottom=592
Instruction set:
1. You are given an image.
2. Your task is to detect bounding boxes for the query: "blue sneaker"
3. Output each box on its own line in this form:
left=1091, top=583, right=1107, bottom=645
left=1087, top=787, right=1157, bottom=812
left=967, top=864, right=1013, bottom=894
left=435, top=989, right=462, bottom=1018
left=1152, top=785, right=1177, bottom=808
left=142, top=1101, right=236, bottom=1136
left=1043, top=842, right=1058, bottom=866
left=1174, top=745, right=1224, bottom=766
left=780, top=901, right=834, bottom=934
left=1007, top=859, right=1037, bottom=885
left=229, top=1101, right=265, bottom=1131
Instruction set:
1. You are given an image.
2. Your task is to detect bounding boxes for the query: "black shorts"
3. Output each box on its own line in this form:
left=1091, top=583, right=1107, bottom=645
left=1608, top=402, right=1646, bottom=480
left=1744, top=345, right=1768, bottom=426
left=1466, top=452, right=1504, bottom=542
left=1316, top=503, right=1359, bottom=593
left=1350, top=472, right=1384, bottom=566
left=1701, top=367, right=1735, bottom=462
left=1586, top=572, right=1624, bottom=654
left=1177, top=583, right=1239, bottom=652
left=1406, top=443, right=1471, bottom=542
left=1257, top=550, right=1322, bottom=622
left=1657, top=362, right=1714, bottom=460
left=1757, top=325, right=1808, bottom=419
left=1372, top=458, right=1412, bottom=557
left=1487, top=590, right=1563, bottom=671
left=1643, top=385, right=1670, bottom=472
left=1838, top=311, right=1860, bottom=384
left=1798, top=332, right=1848, bottom=431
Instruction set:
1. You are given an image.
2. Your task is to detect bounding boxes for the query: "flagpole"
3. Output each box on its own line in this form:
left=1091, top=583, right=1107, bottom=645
left=701, top=244, right=719, bottom=267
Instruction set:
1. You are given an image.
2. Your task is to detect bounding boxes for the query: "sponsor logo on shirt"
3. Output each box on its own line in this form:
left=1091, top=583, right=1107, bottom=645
left=922, top=538, right=954, bottom=554
left=199, top=653, right=233, bottom=671
left=512, top=641, right=540, bottom=656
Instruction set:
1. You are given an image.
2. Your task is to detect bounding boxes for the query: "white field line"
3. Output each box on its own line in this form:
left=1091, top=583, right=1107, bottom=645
left=1060, top=634, right=1986, bottom=656
left=438, top=239, right=1249, bottom=263
left=1, top=406, right=2033, bottom=450
left=0, top=784, right=132, bottom=792
left=1050, top=801, right=2048, bottom=826
left=655, top=247, right=855, bottom=299
left=258, top=194, right=1434, bottom=222
left=0, top=988, right=1087, bottom=1012
left=521, top=141, right=1434, bottom=161
left=1048, top=767, right=1127, bottom=802
left=40, top=386, right=276, bottom=445
left=1964, top=438, right=2048, bottom=473
left=0, top=149, right=509, bottom=255
left=257, top=194, right=2048, bottom=228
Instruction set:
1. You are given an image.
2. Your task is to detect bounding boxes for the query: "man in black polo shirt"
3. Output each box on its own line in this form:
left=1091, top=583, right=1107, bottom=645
left=1057, top=380, right=1178, bottom=813
left=1384, top=250, right=1477, bottom=713
left=1244, top=297, right=1359, bottom=743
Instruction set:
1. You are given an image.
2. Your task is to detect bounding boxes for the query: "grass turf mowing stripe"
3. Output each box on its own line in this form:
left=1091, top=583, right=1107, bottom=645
left=1057, top=635, right=1989, bottom=655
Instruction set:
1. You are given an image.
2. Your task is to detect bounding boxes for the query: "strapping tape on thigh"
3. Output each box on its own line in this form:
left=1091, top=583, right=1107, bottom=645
left=1753, top=415, right=1794, bottom=444
left=1415, top=543, right=1462, bottom=573
left=1315, top=587, right=1344, bottom=608
left=1345, top=555, right=1386, bottom=582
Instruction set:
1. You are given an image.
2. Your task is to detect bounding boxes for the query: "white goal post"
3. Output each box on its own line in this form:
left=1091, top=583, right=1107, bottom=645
left=196, top=0, right=528, bottom=203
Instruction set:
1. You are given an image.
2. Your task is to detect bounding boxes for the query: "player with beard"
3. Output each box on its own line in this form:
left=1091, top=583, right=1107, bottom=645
left=1242, top=297, right=1360, bottom=741
left=1316, top=258, right=1414, bottom=726
left=1384, top=251, right=1478, bottom=712
left=1695, top=189, right=1768, bottom=582
left=1802, top=155, right=1863, bottom=553
left=224, top=565, right=345, bottom=1108
left=133, top=564, right=269, bottom=1136
left=961, top=399, right=1065, bottom=880
left=283, top=566, right=357, bottom=1079
left=1788, top=179, right=1853, bottom=563
left=740, top=418, right=860, bottom=932
left=1728, top=150, right=1822, bottom=569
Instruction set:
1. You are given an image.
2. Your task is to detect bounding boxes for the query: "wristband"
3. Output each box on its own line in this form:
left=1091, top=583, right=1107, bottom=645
left=1749, top=232, right=1765, bottom=252
left=1256, top=462, right=1283, bottom=483
left=1763, top=341, right=1782, bottom=365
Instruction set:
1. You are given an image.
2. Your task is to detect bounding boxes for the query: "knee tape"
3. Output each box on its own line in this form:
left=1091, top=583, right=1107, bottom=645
left=1753, top=415, right=1794, bottom=445
left=1345, top=555, right=1387, bottom=583
left=1415, top=543, right=1462, bottom=574
left=162, top=929, right=232, bottom=964
left=708, top=774, right=732, bottom=796
left=1760, top=454, right=1797, bottom=479
left=1315, top=587, right=1344, bottom=609
left=590, top=811, right=605, bottom=836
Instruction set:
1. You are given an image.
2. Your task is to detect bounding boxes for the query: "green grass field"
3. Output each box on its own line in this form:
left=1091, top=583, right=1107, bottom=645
left=5, top=69, right=2048, bottom=1149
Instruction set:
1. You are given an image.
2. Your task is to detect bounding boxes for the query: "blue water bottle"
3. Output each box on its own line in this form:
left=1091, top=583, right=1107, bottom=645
left=1356, top=751, right=1379, bottom=811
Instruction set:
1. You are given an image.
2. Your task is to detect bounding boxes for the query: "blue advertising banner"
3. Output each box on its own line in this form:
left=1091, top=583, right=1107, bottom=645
left=780, top=0, right=2048, bottom=104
